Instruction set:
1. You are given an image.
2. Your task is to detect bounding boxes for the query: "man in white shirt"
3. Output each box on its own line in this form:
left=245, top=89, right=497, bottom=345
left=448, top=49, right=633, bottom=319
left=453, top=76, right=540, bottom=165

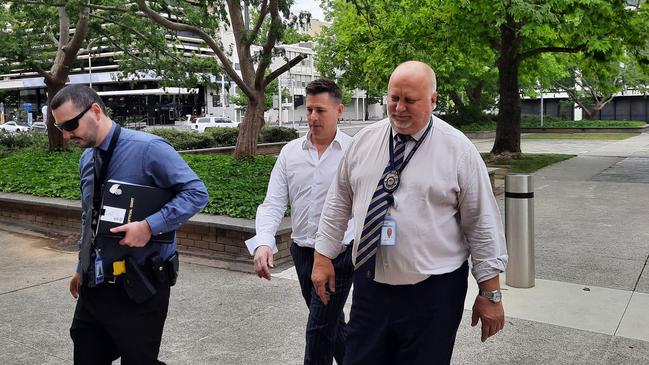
left=246, top=79, right=354, bottom=365
left=312, top=61, right=508, bottom=365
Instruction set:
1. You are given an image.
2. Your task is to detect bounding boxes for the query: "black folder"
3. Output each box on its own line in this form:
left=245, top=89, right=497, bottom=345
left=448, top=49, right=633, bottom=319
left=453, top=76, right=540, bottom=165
left=95, top=179, right=175, bottom=243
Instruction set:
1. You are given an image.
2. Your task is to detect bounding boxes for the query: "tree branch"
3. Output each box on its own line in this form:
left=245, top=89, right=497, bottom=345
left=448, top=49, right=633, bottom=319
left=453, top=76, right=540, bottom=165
left=64, top=7, right=90, bottom=61
left=519, top=44, right=586, bottom=61
left=51, top=5, right=70, bottom=76
left=264, top=53, right=307, bottom=84
left=255, top=0, right=281, bottom=88
left=89, top=13, right=183, bottom=64
left=249, top=0, right=269, bottom=42
left=95, top=29, right=152, bottom=69
left=87, top=3, right=130, bottom=12
left=28, top=61, right=54, bottom=82
left=134, top=0, right=252, bottom=96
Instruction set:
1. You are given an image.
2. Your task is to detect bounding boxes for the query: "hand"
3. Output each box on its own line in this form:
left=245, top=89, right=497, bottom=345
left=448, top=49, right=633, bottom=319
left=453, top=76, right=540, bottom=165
left=311, top=252, right=335, bottom=305
left=471, top=296, right=505, bottom=342
left=69, top=272, right=81, bottom=299
left=111, top=220, right=152, bottom=247
left=253, top=245, right=274, bottom=280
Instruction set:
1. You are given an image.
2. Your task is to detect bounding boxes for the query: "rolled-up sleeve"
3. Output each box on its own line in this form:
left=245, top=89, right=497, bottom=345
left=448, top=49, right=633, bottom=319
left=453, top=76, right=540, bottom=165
left=143, top=139, right=208, bottom=235
left=244, top=148, right=289, bottom=255
left=457, top=146, right=508, bottom=283
left=316, top=148, right=354, bottom=259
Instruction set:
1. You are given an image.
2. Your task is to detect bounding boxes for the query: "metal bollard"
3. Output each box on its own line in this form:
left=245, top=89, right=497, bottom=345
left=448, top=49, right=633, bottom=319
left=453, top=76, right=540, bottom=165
left=505, top=174, right=535, bottom=288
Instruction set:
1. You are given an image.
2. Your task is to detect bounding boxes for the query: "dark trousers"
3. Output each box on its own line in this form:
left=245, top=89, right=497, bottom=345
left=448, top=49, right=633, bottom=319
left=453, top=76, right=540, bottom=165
left=291, top=242, right=354, bottom=365
left=343, top=261, right=469, bottom=365
left=70, top=280, right=170, bottom=365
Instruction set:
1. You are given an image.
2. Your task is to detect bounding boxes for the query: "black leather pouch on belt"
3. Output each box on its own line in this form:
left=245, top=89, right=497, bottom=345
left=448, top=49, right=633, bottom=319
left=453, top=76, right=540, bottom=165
left=123, top=256, right=157, bottom=304
left=166, top=251, right=179, bottom=287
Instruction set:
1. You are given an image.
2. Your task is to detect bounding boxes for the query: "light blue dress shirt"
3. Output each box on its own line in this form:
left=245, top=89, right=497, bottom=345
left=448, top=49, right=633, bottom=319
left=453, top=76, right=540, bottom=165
left=78, top=122, right=208, bottom=267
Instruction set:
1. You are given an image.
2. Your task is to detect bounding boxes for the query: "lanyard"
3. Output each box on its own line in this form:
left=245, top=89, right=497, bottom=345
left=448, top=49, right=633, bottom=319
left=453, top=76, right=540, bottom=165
left=92, top=124, right=122, bottom=216
left=388, top=119, right=432, bottom=172
left=383, top=119, right=432, bottom=195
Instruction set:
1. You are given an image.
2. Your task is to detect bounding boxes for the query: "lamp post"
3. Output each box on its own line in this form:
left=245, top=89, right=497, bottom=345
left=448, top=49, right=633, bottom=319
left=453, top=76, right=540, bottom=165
left=87, top=38, right=99, bottom=88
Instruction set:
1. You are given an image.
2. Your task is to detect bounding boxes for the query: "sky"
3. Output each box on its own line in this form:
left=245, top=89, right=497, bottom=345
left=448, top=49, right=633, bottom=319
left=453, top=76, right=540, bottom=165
left=291, top=0, right=326, bottom=21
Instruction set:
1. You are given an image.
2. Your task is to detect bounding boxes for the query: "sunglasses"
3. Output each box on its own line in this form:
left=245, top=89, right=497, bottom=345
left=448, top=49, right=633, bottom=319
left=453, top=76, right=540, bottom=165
left=54, top=104, right=93, bottom=132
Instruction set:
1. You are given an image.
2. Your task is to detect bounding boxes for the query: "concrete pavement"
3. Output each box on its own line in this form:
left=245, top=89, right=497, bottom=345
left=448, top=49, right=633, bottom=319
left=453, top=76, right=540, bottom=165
left=2, top=133, right=649, bottom=364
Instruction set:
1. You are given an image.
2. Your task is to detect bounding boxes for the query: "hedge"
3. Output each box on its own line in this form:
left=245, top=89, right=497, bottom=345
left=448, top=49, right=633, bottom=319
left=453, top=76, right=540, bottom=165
left=0, top=149, right=275, bottom=219
left=148, top=126, right=298, bottom=150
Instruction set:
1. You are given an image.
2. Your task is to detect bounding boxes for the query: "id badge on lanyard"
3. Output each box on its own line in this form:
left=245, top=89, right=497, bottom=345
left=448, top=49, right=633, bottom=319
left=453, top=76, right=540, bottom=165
left=94, top=250, right=104, bottom=285
left=381, top=212, right=397, bottom=246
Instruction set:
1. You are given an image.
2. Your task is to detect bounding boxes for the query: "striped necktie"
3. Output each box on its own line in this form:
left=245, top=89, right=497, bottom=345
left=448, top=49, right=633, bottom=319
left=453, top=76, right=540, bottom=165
left=354, top=134, right=409, bottom=276
left=79, top=148, right=100, bottom=273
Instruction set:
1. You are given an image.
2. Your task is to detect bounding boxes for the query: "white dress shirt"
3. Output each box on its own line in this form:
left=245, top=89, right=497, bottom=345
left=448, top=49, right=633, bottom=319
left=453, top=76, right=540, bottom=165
left=315, top=117, right=508, bottom=285
left=246, top=129, right=355, bottom=255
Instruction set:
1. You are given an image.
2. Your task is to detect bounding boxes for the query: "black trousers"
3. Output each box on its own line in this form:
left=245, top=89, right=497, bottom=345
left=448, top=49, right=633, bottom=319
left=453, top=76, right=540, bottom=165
left=343, top=261, right=469, bottom=365
left=291, top=242, right=354, bottom=365
left=70, top=279, right=170, bottom=365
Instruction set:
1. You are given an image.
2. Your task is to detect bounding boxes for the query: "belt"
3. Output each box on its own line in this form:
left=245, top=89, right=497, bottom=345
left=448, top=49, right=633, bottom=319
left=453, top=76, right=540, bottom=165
left=83, top=254, right=176, bottom=287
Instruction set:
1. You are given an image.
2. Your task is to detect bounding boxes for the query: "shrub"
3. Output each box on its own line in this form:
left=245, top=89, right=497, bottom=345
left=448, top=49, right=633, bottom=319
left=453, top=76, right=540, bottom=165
left=259, top=126, right=298, bottom=143
left=148, top=126, right=298, bottom=151
left=520, top=115, right=561, bottom=127
left=0, top=130, right=49, bottom=151
left=205, top=127, right=239, bottom=146
left=520, top=115, right=645, bottom=128
left=443, top=113, right=497, bottom=128
left=147, top=128, right=214, bottom=150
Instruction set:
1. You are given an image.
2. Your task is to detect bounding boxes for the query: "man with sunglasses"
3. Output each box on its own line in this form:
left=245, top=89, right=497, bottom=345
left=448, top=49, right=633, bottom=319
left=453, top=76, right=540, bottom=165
left=51, top=84, right=208, bottom=364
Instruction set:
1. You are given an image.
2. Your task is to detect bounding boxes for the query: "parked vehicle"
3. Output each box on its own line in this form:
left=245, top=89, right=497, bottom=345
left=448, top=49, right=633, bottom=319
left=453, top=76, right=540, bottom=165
left=30, top=121, right=47, bottom=133
left=0, top=121, right=30, bottom=133
left=191, top=116, right=239, bottom=133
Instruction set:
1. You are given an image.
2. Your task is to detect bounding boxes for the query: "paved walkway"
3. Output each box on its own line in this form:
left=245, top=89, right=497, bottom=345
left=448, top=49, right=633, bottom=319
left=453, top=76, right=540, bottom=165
left=2, top=134, right=649, bottom=364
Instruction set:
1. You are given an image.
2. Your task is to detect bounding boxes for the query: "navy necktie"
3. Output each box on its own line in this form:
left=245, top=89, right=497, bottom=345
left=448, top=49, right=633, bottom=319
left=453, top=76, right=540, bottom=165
left=79, top=148, right=101, bottom=273
left=354, top=134, right=409, bottom=276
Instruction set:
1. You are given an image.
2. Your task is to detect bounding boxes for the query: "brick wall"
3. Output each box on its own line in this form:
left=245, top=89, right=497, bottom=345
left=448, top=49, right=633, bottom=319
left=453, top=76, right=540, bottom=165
left=0, top=193, right=293, bottom=269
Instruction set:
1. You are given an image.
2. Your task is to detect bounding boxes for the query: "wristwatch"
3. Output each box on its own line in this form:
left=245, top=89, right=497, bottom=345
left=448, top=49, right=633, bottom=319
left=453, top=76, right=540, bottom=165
left=479, top=290, right=502, bottom=303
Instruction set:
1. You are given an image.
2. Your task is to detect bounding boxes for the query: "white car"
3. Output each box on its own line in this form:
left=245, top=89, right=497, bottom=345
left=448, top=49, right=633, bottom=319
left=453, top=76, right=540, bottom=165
left=0, top=121, right=30, bottom=133
left=191, top=116, right=239, bottom=133
left=30, top=121, right=48, bottom=133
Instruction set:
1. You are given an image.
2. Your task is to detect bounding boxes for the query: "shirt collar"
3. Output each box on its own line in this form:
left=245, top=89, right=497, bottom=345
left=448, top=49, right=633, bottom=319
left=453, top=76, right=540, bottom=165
left=97, top=122, right=117, bottom=152
left=303, top=128, right=344, bottom=150
left=391, top=117, right=433, bottom=143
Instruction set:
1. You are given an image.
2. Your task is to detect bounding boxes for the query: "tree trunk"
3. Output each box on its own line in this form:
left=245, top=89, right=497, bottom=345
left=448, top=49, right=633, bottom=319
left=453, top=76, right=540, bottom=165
left=492, top=23, right=522, bottom=155
left=233, top=92, right=265, bottom=159
left=45, top=79, right=67, bottom=151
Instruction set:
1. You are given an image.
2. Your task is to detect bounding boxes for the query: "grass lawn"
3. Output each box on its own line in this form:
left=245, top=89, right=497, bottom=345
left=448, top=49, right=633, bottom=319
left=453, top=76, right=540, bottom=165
left=481, top=153, right=575, bottom=173
left=522, top=133, right=637, bottom=141
left=0, top=148, right=275, bottom=219
left=0, top=148, right=574, bottom=218
left=457, top=119, right=645, bottom=133
left=521, top=119, right=645, bottom=128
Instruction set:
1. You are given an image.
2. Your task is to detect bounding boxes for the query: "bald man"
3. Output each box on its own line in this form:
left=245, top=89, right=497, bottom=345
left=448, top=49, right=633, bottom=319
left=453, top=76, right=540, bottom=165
left=311, top=61, right=508, bottom=364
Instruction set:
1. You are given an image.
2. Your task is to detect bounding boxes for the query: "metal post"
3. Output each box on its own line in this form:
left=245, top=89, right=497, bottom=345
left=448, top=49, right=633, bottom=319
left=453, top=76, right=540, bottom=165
left=220, top=74, right=226, bottom=117
left=88, top=40, right=95, bottom=88
left=277, top=77, right=282, bottom=125
left=355, top=95, right=358, bottom=122
left=362, top=91, right=365, bottom=122
left=541, top=89, right=543, bottom=128
left=290, top=77, right=295, bottom=130
left=505, top=174, right=535, bottom=288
